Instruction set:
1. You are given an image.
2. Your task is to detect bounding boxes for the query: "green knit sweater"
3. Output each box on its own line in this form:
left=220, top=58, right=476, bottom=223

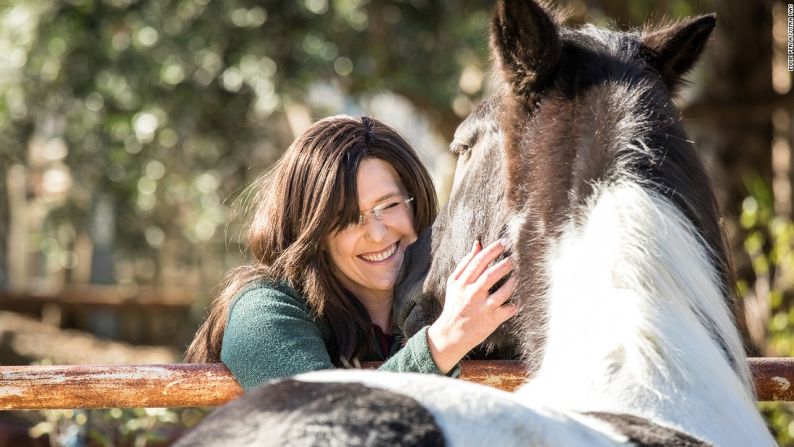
left=220, top=281, right=455, bottom=390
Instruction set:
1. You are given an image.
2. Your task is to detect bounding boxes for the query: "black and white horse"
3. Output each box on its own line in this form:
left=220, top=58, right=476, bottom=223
left=176, top=1, right=776, bottom=445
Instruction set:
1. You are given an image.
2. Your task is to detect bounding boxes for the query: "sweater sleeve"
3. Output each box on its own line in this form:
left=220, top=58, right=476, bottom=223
left=221, top=284, right=458, bottom=391
left=220, top=285, right=334, bottom=391
left=379, top=326, right=461, bottom=378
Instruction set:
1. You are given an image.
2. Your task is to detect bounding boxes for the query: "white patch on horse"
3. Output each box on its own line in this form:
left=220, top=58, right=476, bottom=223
left=505, top=213, right=527, bottom=245
left=516, top=181, right=773, bottom=446
left=295, top=370, right=631, bottom=446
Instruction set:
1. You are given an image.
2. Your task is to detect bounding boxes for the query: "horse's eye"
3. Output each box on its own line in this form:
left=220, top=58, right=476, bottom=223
left=450, top=143, right=471, bottom=157
left=450, top=141, right=471, bottom=156
left=458, top=144, right=472, bottom=160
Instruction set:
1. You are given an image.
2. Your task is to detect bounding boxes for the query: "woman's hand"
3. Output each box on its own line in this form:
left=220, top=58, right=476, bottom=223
left=426, top=238, right=518, bottom=374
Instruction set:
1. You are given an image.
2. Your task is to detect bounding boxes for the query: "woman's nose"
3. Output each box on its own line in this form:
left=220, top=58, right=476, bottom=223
left=364, top=218, right=388, bottom=242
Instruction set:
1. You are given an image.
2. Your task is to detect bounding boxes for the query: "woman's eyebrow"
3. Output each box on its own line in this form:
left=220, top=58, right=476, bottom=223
left=363, top=192, right=403, bottom=208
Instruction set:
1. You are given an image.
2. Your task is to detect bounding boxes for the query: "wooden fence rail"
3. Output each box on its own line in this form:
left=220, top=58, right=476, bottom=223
left=1, top=358, right=792, bottom=410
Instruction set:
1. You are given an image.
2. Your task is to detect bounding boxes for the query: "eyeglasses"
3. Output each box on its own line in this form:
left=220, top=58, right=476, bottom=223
left=355, top=196, right=414, bottom=227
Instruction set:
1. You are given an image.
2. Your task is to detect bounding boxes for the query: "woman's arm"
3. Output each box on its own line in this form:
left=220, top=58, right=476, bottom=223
left=222, top=284, right=451, bottom=390
left=221, top=285, right=334, bottom=391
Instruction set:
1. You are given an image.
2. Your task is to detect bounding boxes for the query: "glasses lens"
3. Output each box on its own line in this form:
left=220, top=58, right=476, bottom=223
left=378, top=201, right=403, bottom=219
left=355, top=197, right=413, bottom=227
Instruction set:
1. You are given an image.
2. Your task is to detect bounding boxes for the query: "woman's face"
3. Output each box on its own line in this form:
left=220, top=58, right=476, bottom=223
left=325, top=157, right=418, bottom=301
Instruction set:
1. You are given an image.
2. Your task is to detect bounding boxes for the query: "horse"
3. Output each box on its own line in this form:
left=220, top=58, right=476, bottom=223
left=175, top=1, right=776, bottom=445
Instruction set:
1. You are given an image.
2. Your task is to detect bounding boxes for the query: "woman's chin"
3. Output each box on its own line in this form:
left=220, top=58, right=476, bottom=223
left=361, top=260, right=404, bottom=289
left=363, top=277, right=398, bottom=294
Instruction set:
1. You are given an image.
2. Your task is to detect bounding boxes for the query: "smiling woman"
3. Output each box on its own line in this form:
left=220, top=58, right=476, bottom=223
left=325, top=159, right=418, bottom=321
left=184, top=115, right=517, bottom=390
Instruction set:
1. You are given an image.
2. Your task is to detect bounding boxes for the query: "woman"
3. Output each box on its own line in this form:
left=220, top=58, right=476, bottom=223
left=185, top=115, right=516, bottom=390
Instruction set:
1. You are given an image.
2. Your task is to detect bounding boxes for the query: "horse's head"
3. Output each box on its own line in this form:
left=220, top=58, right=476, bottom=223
left=396, top=0, right=728, bottom=369
left=395, top=98, right=519, bottom=356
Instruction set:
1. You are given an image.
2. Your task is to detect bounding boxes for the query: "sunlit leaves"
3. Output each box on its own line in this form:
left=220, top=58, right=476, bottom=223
left=740, top=174, right=794, bottom=444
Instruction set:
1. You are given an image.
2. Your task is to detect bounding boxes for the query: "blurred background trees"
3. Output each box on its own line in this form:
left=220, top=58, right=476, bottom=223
left=1, top=0, right=793, bottom=445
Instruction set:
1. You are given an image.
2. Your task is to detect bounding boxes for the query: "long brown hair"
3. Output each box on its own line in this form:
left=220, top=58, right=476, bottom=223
left=185, top=115, right=437, bottom=364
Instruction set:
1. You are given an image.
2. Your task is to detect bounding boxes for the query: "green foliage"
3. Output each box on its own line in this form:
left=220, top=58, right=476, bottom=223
left=739, top=174, right=794, bottom=445
left=0, top=0, right=723, bottom=301
left=0, top=0, right=499, bottom=297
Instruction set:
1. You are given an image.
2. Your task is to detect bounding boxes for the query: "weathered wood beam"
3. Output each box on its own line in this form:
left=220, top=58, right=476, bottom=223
left=0, top=358, right=791, bottom=409
left=0, top=363, right=239, bottom=410
left=0, top=285, right=194, bottom=311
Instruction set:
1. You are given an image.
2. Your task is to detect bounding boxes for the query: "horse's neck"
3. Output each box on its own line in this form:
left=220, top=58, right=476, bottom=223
left=515, top=180, right=769, bottom=445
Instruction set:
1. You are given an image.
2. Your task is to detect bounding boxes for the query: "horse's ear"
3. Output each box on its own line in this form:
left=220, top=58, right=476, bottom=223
left=642, top=14, right=716, bottom=93
left=490, top=0, right=560, bottom=101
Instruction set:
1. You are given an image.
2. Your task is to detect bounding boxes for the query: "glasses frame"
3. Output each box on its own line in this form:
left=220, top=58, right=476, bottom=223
left=356, top=196, right=414, bottom=227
